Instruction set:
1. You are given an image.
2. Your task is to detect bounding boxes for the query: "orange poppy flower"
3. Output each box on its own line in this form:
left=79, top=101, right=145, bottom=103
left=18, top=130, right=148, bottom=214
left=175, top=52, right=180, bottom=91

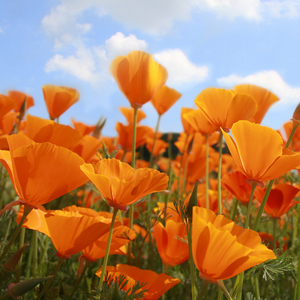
left=115, top=122, right=151, bottom=151
left=181, top=108, right=196, bottom=134
left=8, top=90, right=34, bottom=112
left=222, top=120, right=300, bottom=184
left=82, top=225, right=136, bottom=261
left=174, top=132, right=193, bottom=154
left=0, top=94, right=15, bottom=119
left=154, top=202, right=182, bottom=223
left=119, top=107, right=146, bottom=124
left=151, top=85, right=181, bottom=115
left=25, top=115, right=82, bottom=149
left=71, top=118, right=96, bottom=136
left=110, top=50, right=168, bottom=109
left=222, top=171, right=253, bottom=203
left=42, top=84, right=79, bottom=120
left=0, top=112, right=19, bottom=136
left=80, top=158, right=168, bottom=210
left=195, top=88, right=257, bottom=130
left=192, top=207, right=276, bottom=283
left=183, top=108, right=217, bottom=135
left=154, top=220, right=189, bottom=267
left=0, top=135, right=88, bottom=215
left=146, top=138, right=168, bottom=157
left=282, top=121, right=300, bottom=151
left=234, top=84, right=279, bottom=124
left=96, top=264, right=180, bottom=300
left=255, top=183, right=300, bottom=218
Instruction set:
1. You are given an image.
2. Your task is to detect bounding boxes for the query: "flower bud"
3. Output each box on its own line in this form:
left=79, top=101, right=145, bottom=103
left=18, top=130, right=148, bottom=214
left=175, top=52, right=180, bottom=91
left=3, top=244, right=27, bottom=271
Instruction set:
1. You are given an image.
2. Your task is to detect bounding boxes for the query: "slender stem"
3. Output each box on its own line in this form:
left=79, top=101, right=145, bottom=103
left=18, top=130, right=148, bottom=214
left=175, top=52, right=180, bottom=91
left=217, top=132, right=223, bottom=214
left=98, top=207, right=118, bottom=291
left=127, top=107, right=138, bottom=265
left=254, top=275, right=260, bottom=300
left=149, top=114, right=161, bottom=168
left=181, top=153, right=189, bottom=196
left=188, top=221, right=197, bottom=300
left=230, top=198, right=238, bottom=221
left=205, top=135, right=210, bottom=209
left=25, top=237, right=33, bottom=279
left=67, top=259, right=92, bottom=300
left=4, top=218, right=12, bottom=243
left=197, top=281, right=210, bottom=300
left=297, top=253, right=300, bottom=300
left=252, top=180, right=274, bottom=231
left=286, top=125, right=298, bottom=148
left=237, top=272, right=244, bottom=300
left=15, top=227, right=26, bottom=283
left=40, top=237, right=49, bottom=265
left=36, top=256, right=65, bottom=300
left=218, top=287, right=223, bottom=300
left=217, top=280, right=233, bottom=300
left=244, top=182, right=257, bottom=229
left=0, top=206, right=32, bottom=264
left=32, top=230, right=38, bottom=278
left=292, top=207, right=299, bottom=249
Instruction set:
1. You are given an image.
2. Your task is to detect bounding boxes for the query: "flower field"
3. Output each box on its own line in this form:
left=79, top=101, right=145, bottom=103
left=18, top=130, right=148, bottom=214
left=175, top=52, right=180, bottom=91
left=1, top=50, right=300, bottom=299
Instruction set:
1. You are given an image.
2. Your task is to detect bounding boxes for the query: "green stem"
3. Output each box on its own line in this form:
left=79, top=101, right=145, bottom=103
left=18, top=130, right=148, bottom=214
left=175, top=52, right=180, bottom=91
left=217, top=280, right=233, bottom=300
left=127, top=107, right=138, bottom=265
left=254, top=276, right=260, bottom=300
left=230, top=198, right=238, bottom=221
left=286, top=125, right=298, bottom=148
left=40, top=237, right=49, bottom=265
left=217, top=132, right=223, bottom=214
left=32, top=230, right=38, bottom=278
left=244, top=182, right=257, bottom=229
left=292, top=208, right=299, bottom=249
left=0, top=206, right=32, bottom=264
left=297, top=253, right=300, bottom=300
left=36, top=256, right=65, bottom=300
left=188, top=221, right=197, bottom=300
left=4, top=218, right=12, bottom=243
left=25, top=237, right=33, bottom=279
left=149, top=114, right=161, bottom=168
left=218, top=287, right=223, bottom=300
left=205, top=135, right=210, bottom=209
left=237, top=272, right=244, bottom=300
left=197, top=281, right=210, bottom=300
left=67, top=259, right=92, bottom=300
left=252, top=180, right=274, bottom=231
left=98, top=207, right=118, bottom=291
left=15, top=227, right=26, bottom=282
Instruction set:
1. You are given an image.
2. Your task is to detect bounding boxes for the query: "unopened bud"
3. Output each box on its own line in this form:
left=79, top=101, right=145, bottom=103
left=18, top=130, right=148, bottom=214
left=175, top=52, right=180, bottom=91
left=8, top=276, right=53, bottom=298
left=3, top=244, right=27, bottom=271
left=187, top=181, right=198, bottom=221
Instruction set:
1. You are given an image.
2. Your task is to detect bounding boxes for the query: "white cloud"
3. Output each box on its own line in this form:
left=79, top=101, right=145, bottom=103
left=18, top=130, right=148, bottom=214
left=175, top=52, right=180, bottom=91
left=217, top=70, right=300, bottom=105
left=153, top=49, right=209, bottom=89
left=42, top=0, right=300, bottom=49
left=44, top=32, right=148, bottom=86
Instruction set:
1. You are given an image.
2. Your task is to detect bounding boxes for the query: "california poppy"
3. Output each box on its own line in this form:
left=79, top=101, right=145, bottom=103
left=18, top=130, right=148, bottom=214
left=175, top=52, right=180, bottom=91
left=119, top=107, right=146, bottom=124
left=181, top=108, right=196, bottom=135
left=71, top=118, right=96, bottom=136
left=154, top=220, right=189, bottom=268
left=42, top=85, right=79, bottom=120
left=222, top=120, right=300, bottom=184
left=0, top=135, right=88, bottom=215
left=146, top=138, right=168, bottom=157
left=110, top=51, right=168, bottom=109
left=192, top=207, right=276, bottom=283
left=195, top=88, right=257, bottom=131
left=255, top=183, right=300, bottom=218
left=96, top=264, right=180, bottom=300
left=80, top=158, right=168, bottom=210
left=234, top=84, right=279, bottom=124
left=222, top=171, right=253, bottom=203
left=25, top=114, right=82, bottom=149
left=183, top=108, right=217, bottom=135
left=8, top=90, right=34, bottom=112
left=151, top=85, right=181, bottom=115
left=0, top=94, right=15, bottom=119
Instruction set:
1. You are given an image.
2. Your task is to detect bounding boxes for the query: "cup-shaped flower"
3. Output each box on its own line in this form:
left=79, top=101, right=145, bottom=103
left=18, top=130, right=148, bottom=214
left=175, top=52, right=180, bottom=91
left=222, top=171, right=253, bottom=203
left=181, top=108, right=196, bottom=134
left=234, top=84, right=279, bottom=124
left=96, top=264, right=180, bottom=300
left=222, top=120, right=300, bottom=184
left=150, top=85, right=181, bottom=115
left=255, top=183, right=300, bottom=218
left=119, top=107, right=146, bottom=124
left=42, top=84, right=79, bottom=120
left=110, top=51, right=168, bottom=109
left=153, top=220, right=189, bottom=268
left=195, top=87, right=257, bottom=130
left=192, top=207, right=276, bottom=282
left=71, top=118, right=96, bottom=136
left=8, top=90, right=35, bottom=112
left=0, top=94, right=15, bottom=119
left=0, top=135, right=88, bottom=215
left=80, top=158, right=168, bottom=210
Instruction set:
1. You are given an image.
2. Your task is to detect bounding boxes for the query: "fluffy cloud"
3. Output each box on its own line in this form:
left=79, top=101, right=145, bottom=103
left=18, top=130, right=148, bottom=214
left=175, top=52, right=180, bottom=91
left=42, top=0, right=300, bottom=48
left=217, top=70, right=300, bottom=105
left=153, top=49, right=209, bottom=89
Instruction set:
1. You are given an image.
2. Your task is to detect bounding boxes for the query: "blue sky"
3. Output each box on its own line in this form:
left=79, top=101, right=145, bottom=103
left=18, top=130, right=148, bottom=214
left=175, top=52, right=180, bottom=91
left=1, top=0, right=300, bottom=136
